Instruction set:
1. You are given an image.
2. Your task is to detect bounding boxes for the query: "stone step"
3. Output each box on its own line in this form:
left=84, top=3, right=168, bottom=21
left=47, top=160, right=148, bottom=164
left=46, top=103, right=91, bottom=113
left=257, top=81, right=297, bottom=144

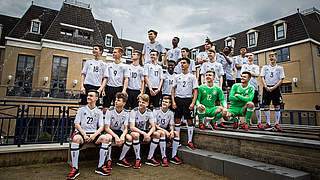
left=178, top=147, right=310, bottom=180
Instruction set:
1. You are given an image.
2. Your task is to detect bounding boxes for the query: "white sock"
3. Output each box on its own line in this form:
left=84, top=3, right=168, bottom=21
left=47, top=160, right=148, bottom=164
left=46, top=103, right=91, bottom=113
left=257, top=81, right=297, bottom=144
left=107, top=145, right=112, bottom=161
left=175, top=124, right=181, bottom=132
left=187, top=126, right=194, bottom=143
left=147, top=138, right=159, bottom=159
left=98, top=143, right=109, bottom=168
left=275, top=109, right=280, bottom=125
left=172, top=138, right=180, bottom=158
left=255, top=107, right=261, bottom=123
left=223, top=91, right=227, bottom=102
left=119, top=142, right=132, bottom=160
left=71, top=143, right=80, bottom=169
left=264, top=109, right=270, bottom=125
left=133, top=139, right=141, bottom=160
left=159, top=137, right=166, bottom=159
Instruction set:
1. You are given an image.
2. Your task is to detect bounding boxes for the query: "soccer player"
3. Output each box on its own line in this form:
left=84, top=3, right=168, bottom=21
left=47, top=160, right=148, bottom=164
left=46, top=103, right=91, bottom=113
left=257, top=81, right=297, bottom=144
left=153, top=96, right=183, bottom=166
left=67, top=90, right=111, bottom=179
left=260, top=52, right=285, bottom=131
left=162, top=60, right=176, bottom=98
left=142, top=29, right=168, bottom=65
left=241, top=53, right=261, bottom=128
left=235, top=47, right=248, bottom=83
left=196, top=71, right=227, bottom=130
left=129, top=94, right=157, bottom=169
left=197, top=38, right=213, bottom=66
left=171, top=58, right=198, bottom=150
left=125, top=50, right=144, bottom=110
left=200, top=49, right=224, bottom=88
left=104, top=92, right=131, bottom=170
left=103, top=47, right=129, bottom=111
left=223, top=72, right=255, bottom=131
left=167, top=37, right=181, bottom=63
left=174, top=48, right=196, bottom=76
left=144, top=49, right=163, bottom=109
left=80, top=44, right=107, bottom=106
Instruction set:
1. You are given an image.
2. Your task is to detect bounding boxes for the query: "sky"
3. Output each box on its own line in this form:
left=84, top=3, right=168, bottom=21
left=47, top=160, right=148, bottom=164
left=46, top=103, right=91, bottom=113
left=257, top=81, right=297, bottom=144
left=0, top=0, right=319, bottom=48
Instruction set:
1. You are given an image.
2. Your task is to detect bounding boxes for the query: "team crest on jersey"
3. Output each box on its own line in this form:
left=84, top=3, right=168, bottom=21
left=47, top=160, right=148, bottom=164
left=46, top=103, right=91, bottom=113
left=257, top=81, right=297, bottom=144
left=204, top=90, right=206, bottom=93
left=93, top=113, right=99, bottom=118
left=213, top=91, right=217, bottom=95
left=84, top=113, right=86, bottom=116
left=121, top=116, right=125, bottom=123
left=111, top=116, right=115, bottom=122
left=245, top=90, right=249, bottom=94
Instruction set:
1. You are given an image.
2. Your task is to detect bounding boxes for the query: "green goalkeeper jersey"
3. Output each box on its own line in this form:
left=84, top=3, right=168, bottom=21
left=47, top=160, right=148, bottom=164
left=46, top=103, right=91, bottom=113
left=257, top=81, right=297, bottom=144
left=196, top=84, right=227, bottom=108
left=229, top=83, right=255, bottom=107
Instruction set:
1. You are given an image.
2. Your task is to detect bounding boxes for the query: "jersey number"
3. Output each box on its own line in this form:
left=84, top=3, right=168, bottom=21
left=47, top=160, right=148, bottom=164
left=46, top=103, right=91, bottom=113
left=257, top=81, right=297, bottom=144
left=161, top=119, right=166, bottom=125
left=270, top=72, right=273, bottom=78
left=207, top=94, right=212, bottom=101
left=169, top=80, right=173, bottom=85
left=87, top=117, right=94, bottom=124
left=154, top=71, right=159, bottom=77
left=132, top=72, right=137, bottom=78
left=114, top=70, right=118, bottom=76
left=93, top=66, right=99, bottom=72
left=183, top=81, right=187, bottom=87
left=114, top=121, right=119, bottom=127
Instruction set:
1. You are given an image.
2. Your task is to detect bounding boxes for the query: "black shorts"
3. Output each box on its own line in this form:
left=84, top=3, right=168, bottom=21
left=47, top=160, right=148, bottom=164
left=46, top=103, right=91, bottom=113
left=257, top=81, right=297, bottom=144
left=262, top=86, right=283, bottom=106
left=103, top=85, right=123, bottom=108
left=125, top=89, right=140, bottom=110
left=73, top=132, right=101, bottom=147
left=145, top=87, right=161, bottom=109
left=79, top=84, right=100, bottom=105
left=236, top=78, right=241, bottom=83
left=112, top=130, right=123, bottom=138
left=226, top=80, right=235, bottom=88
left=253, top=90, right=260, bottom=105
left=174, top=97, right=194, bottom=119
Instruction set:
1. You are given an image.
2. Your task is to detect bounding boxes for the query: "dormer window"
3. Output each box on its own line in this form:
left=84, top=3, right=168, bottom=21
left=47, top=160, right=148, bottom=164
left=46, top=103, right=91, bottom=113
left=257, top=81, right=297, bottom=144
left=191, top=49, right=198, bottom=61
left=246, top=29, right=258, bottom=48
left=126, top=47, right=133, bottom=58
left=0, top=24, right=2, bottom=38
left=273, top=20, right=287, bottom=40
left=105, top=34, right=113, bottom=47
left=30, top=19, right=41, bottom=34
left=224, top=37, right=236, bottom=47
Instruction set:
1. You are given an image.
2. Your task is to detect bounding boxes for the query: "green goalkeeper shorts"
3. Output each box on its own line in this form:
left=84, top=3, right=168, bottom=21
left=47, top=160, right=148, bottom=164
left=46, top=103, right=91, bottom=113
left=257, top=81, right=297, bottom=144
left=227, top=105, right=246, bottom=117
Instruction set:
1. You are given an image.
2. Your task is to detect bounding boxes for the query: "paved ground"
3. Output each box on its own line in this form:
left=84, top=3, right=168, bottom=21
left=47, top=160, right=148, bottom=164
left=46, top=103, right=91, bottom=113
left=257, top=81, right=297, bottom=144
left=0, top=160, right=229, bottom=180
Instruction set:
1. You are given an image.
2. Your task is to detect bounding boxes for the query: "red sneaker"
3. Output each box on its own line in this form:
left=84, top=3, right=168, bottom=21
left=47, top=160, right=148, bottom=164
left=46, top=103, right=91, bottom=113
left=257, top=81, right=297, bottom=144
left=209, top=122, right=218, bottom=130
left=161, top=157, right=169, bottom=167
left=146, top=157, right=160, bottom=167
left=244, top=124, right=249, bottom=131
left=263, top=123, right=272, bottom=129
left=218, top=122, right=226, bottom=128
left=186, top=142, right=195, bottom=150
left=257, top=123, right=263, bottom=130
left=133, top=159, right=141, bottom=169
left=95, top=165, right=111, bottom=176
left=117, top=158, right=132, bottom=168
left=274, top=124, right=282, bottom=131
left=106, top=160, right=112, bottom=170
left=233, top=122, right=238, bottom=129
left=199, top=123, right=205, bottom=130
left=170, top=156, right=183, bottom=165
left=67, top=168, right=80, bottom=180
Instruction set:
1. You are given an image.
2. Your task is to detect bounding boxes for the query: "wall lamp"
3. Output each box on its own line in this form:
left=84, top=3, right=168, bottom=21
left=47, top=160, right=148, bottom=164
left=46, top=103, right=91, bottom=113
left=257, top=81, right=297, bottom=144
left=73, top=80, right=78, bottom=88
left=43, top=77, right=49, bottom=85
left=7, top=75, right=12, bottom=84
left=292, top=77, right=298, bottom=87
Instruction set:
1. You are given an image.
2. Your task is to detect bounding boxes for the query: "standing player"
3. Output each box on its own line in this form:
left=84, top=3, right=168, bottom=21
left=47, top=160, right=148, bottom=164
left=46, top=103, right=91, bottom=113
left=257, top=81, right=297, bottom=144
left=200, top=49, right=224, bottom=88
left=197, top=38, right=213, bottom=67
left=235, top=47, right=248, bottom=83
left=171, top=58, right=198, bottom=150
left=196, top=71, right=227, bottom=130
left=103, top=47, right=129, bottom=111
left=125, top=50, right=144, bottom=110
left=67, top=90, right=111, bottom=179
left=241, top=53, right=261, bottom=128
left=162, top=60, right=176, bottom=98
left=80, top=44, right=107, bottom=106
left=153, top=96, right=183, bottom=166
left=223, top=72, right=255, bottom=131
left=142, top=30, right=168, bottom=65
left=260, top=52, right=285, bottom=131
left=104, top=92, right=131, bottom=170
left=167, top=37, right=181, bottom=63
left=174, top=48, right=196, bottom=76
left=144, top=50, right=163, bottom=109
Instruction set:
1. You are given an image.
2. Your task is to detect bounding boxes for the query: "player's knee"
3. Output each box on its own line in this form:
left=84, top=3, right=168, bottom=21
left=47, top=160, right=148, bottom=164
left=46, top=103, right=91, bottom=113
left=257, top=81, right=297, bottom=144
left=174, top=131, right=180, bottom=138
left=105, top=134, right=113, bottom=142
left=72, top=135, right=82, bottom=143
left=247, top=102, right=254, bottom=108
left=153, top=132, right=160, bottom=138
left=174, top=118, right=181, bottom=124
left=131, top=132, right=139, bottom=139
left=159, top=130, right=165, bottom=137
left=126, top=134, right=133, bottom=142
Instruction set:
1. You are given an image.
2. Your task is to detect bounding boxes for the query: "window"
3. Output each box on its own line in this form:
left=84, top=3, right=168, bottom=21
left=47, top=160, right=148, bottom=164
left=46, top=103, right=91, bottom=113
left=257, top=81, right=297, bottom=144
left=317, top=46, right=320, bottom=56
left=191, top=50, right=197, bottom=61
left=60, top=28, right=73, bottom=36
left=30, top=20, right=41, bottom=34
left=280, top=83, right=292, bottom=93
left=82, top=60, right=86, bottom=69
left=254, top=55, right=259, bottom=65
left=276, top=24, right=285, bottom=39
left=249, top=33, right=256, bottom=47
left=226, top=40, right=232, bottom=47
left=50, top=56, right=68, bottom=97
left=14, top=55, right=35, bottom=94
left=105, top=34, right=113, bottom=47
left=273, top=20, right=287, bottom=40
left=224, top=37, right=235, bottom=48
left=275, top=47, right=290, bottom=62
left=127, top=49, right=132, bottom=58
left=75, top=29, right=90, bottom=39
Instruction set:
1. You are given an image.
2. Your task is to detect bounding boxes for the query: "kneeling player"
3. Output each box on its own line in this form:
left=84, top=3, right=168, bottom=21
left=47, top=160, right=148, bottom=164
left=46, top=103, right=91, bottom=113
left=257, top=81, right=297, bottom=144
left=223, top=72, right=255, bottom=131
left=196, top=71, right=227, bottom=130
left=104, top=92, right=132, bottom=169
left=67, top=90, right=111, bottom=180
left=153, top=96, right=183, bottom=166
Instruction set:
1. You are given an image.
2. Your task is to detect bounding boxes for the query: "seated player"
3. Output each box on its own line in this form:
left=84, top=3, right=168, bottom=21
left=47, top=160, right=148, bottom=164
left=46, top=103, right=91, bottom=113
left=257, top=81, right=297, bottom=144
left=153, top=96, right=183, bottom=166
left=104, top=92, right=131, bottom=170
left=67, top=90, right=111, bottom=180
left=196, top=71, right=227, bottom=130
left=223, top=72, right=255, bottom=131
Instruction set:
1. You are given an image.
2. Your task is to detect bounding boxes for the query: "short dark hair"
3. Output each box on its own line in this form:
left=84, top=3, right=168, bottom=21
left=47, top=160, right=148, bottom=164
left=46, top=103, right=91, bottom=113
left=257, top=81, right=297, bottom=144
left=205, top=38, right=213, bottom=46
left=181, top=47, right=190, bottom=53
left=241, top=71, right=252, bottom=79
left=167, top=60, right=176, bottom=64
left=174, top=37, right=180, bottom=42
left=133, top=50, right=141, bottom=56
left=87, top=89, right=99, bottom=97
left=180, top=57, right=190, bottom=64
left=150, top=49, right=159, bottom=56
left=116, top=92, right=128, bottom=103
left=208, top=48, right=216, bottom=53
left=148, top=29, right=158, bottom=36
left=93, top=44, right=104, bottom=53
left=206, top=70, right=215, bottom=75
left=162, top=96, right=171, bottom=103
left=240, top=46, right=247, bottom=50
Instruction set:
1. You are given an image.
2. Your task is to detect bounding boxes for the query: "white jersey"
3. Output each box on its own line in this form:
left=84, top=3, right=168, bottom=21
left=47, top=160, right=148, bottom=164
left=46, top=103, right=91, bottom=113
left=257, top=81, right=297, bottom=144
left=235, top=56, right=248, bottom=78
left=142, top=41, right=167, bottom=64
left=197, top=51, right=209, bottom=61
left=173, top=73, right=198, bottom=98
left=153, top=108, right=174, bottom=129
left=200, top=61, right=224, bottom=86
left=261, top=64, right=285, bottom=86
left=106, top=62, right=130, bottom=87
left=129, top=107, right=155, bottom=131
left=224, top=57, right=235, bottom=80
left=104, top=107, right=129, bottom=131
left=82, top=59, right=107, bottom=87
left=162, top=72, right=175, bottom=95
left=216, top=53, right=229, bottom=71
left=74, top=105, right=104, bottom=133
left=128, top=64, right=144, bottom=90
left=241, top=63, right=260, bottom=90
left=174, top=59, right=196, bottom=74
left=143, top=63, right=163, bottom=89
left=167, top=47, right=181, bottom=62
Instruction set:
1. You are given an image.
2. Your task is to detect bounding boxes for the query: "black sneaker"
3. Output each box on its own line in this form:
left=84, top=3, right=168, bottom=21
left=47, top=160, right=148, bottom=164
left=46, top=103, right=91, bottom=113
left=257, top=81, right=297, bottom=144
left=170, top=156, right=183, bottom=165
left=95, top=166, right=111, bottom=176
left=117, top=158, right=132, bottom=168
left=146, top=157, right=160, bottom=167
left=67, top=168, right=80, bottom=180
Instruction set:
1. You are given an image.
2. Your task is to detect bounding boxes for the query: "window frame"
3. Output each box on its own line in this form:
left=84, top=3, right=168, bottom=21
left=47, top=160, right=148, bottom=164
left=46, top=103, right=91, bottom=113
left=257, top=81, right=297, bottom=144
left=30, top=19, right=41, bottom=34
left=105, top=34, right=113, bottom=47
left=275, top=47, right=290, bottom=63
left=280, top=82, right=292, bottom=93
left=50, top=56, right=69, bottom=95
left=14, top=54, right=35, bottom=90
